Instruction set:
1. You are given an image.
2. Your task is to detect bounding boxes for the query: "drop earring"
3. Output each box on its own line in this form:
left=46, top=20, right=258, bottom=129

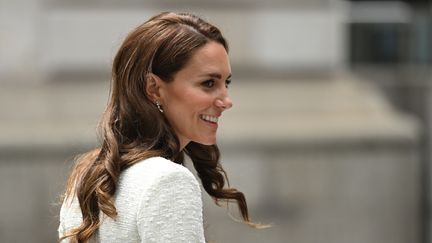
left=155, top=101, right=164, bottom=113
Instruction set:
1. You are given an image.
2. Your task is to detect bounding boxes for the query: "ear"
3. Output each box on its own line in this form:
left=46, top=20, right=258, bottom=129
left=145, top=73, right=164, bottom=102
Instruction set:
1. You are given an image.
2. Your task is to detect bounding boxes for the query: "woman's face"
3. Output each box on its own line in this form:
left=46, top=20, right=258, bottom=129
left=159, top=41, right=233, bottom=149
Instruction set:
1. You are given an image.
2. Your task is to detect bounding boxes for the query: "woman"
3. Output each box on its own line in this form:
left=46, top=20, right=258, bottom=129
left=59, top=12, right=256, bottom=243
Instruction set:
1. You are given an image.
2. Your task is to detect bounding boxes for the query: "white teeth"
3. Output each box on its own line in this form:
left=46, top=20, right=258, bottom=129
left=201, top=115, right=218, bottom=123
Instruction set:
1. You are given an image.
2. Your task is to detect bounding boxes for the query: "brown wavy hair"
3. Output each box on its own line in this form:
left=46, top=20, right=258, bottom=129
left=60, top=12, right=257, bottom=243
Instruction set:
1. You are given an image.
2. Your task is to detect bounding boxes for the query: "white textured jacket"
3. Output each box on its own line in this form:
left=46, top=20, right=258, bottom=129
left=59, top=156, right=205, bottom=243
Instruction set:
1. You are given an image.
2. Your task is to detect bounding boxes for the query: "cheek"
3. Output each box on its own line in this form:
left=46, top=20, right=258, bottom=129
left=164, top=86, right=214, bottom=123
left=180, top=91, right=212, bottom=111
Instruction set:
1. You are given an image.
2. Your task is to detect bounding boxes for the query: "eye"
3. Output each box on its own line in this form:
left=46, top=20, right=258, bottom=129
left=201, top=80, right=215, bottom=88
left=225, top=79, right=232, bottom=88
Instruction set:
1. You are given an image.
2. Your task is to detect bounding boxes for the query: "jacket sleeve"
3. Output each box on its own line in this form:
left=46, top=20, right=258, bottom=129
left=137, top=168, right=205, bottom=243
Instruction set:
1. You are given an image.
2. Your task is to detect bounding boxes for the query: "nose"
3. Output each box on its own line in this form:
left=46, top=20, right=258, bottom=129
left=215, top=95, right=233, bottom=111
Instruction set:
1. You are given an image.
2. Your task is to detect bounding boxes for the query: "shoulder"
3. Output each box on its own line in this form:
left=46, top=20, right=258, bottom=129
left=123, top=156, right=195, bottom=182
left=134, top=157, right=202, bottom=219
left=134, top=160, right=205, bottom=242
left=119, top=156, right=199, bottom=193
left=129, top=156, right=190, bottom=174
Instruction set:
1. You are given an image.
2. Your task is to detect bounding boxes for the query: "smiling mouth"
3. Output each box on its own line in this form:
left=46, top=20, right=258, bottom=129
left=200, top=114, right=219, bottom=124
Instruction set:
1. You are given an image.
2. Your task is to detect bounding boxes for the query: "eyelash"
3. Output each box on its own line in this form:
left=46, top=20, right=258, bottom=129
left=225, top=79, right=232, bottom=88
left=202, top=80, right=215, bottom=88
left=201, top=79, right=232, bottom=88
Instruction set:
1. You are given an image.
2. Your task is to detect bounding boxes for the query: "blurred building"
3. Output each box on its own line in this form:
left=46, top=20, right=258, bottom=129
left=0, top=0, right=430, bottom=242
left=348, top=0, right=432, bottom=241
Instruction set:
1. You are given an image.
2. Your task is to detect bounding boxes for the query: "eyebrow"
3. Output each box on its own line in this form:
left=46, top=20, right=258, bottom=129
left=201, top=73, right=232, bottom=80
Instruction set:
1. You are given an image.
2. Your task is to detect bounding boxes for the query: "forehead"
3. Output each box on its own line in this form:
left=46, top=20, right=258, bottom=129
left=192, top=41, right=228, bottom=62
left=176, top=41, right=231, bottom=79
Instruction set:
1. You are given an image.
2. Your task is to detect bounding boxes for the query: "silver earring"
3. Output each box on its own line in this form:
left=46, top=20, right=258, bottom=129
left=155, top=101, right=163, bottom=113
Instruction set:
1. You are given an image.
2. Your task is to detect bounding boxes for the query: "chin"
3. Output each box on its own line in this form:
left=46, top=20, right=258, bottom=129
left=195, top=138, right=216, bottom=146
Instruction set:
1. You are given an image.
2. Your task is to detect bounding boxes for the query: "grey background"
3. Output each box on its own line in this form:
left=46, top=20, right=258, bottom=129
left=0, top=0, right=431, bottom=242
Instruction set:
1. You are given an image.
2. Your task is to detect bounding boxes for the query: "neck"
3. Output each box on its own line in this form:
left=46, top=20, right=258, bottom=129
left=179, top=137, right=190, bottom=151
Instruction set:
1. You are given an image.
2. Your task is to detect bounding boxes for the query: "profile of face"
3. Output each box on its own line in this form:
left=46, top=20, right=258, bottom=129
left=148, top=41, right=233, bottom=149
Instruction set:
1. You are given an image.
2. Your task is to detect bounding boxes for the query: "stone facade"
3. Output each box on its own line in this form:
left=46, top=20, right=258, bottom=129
left=0, top=0, right=424, bottom=242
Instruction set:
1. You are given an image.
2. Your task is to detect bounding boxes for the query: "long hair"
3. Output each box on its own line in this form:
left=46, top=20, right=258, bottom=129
left=60, top=12, right=255, bottom=243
